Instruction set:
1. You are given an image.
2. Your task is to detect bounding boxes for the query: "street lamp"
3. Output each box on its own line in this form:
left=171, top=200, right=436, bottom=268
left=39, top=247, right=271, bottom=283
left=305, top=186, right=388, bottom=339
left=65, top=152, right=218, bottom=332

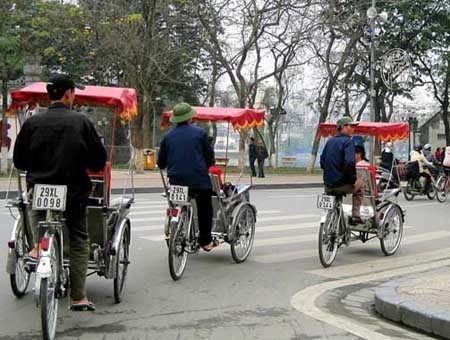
left=367, top=2, right=388, bottom=162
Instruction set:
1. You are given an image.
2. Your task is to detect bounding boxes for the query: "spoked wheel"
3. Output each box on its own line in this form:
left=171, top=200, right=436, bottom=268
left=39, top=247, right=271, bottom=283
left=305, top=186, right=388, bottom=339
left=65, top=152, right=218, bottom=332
left=168, top=210, right=188, bottom=281
left=380, top=205, right=403, bottom=256
left=427, top=184, right=436, bottom=200
left=230, top=205, right=256, bottom=263
left=10, top=219, right=31, bottom=298
left=114, top=225, right=130, bottom=303
left=318, top=208, right=340, bottom=268
left=436, top=176, right=448, bottom=203
left=403, top=182, right=415, bottom=201
left=40, top=239, right=60, bottom=340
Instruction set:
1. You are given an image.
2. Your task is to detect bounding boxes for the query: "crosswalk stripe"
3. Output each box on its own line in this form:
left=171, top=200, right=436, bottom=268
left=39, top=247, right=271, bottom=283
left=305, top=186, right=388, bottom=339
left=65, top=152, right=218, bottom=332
left=130, top=209, right=281, bottom=217
left=307, top=246, right=450, bottom=279
left=253, top=226, right=420, bottom=264
left=257, top=214, right=316, bottom=222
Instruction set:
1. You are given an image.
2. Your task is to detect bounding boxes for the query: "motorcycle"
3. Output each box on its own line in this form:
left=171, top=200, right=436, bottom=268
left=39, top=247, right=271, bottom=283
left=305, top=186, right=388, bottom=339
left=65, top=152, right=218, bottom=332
left=403, top=174, right=436, bottom=201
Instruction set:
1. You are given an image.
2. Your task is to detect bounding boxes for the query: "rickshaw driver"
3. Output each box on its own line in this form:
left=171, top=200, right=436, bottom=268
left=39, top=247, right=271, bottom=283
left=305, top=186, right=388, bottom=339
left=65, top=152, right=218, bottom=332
left=320, top=116, right=364, bottom=225
left=157, top=102, right=218, bottom=252
left=13, top=73, right=107, bottom=311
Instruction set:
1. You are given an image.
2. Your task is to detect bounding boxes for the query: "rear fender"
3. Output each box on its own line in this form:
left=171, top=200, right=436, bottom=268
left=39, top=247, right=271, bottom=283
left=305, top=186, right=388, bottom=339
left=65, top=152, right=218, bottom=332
left=6, top=217, right=22, bottom=274
left=107, top=217, right=130, bottom=279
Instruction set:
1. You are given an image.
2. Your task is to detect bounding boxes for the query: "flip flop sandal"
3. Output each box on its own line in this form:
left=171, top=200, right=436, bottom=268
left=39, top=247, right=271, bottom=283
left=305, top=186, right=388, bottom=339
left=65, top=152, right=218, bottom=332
left=70, top=302, right=96, bottom=312
left=202, top=241, right=219, bottom=252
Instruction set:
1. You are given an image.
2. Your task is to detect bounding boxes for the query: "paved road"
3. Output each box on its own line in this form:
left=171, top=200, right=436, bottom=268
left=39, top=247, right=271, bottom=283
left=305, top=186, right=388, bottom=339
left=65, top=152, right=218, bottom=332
left=0, top=189, right=448, bottom=339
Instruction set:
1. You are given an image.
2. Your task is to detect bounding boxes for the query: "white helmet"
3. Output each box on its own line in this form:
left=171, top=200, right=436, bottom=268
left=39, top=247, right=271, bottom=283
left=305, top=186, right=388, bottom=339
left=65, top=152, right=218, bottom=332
left=424, top=143, right=432, bottom=151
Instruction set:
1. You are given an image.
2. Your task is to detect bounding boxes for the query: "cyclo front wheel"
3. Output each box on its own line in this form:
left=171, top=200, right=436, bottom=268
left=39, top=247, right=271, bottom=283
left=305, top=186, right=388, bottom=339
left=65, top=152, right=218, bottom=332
left=230, top=204, right=256, bottom=263
left=40, top=238, right=60, bottom=340
left=168, top=208, right=188, bottom=281
left=10, top=218, right=31, bottom=298
left=436, top=176, right=448, bottom=203
left=113, top=224, right=130, bottom=303
left=380, top=205, right=403, bottom=256
left=318, top=208, right=340, bottom=268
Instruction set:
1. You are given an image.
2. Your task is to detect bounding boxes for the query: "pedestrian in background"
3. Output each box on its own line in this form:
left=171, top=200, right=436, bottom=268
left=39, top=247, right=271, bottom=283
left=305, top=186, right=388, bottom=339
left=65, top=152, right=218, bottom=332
left=248, top=137, right=257, bottom=177
left=435, top=147, right=442, bottom=163
left=256, top=140, right=268, bottom=178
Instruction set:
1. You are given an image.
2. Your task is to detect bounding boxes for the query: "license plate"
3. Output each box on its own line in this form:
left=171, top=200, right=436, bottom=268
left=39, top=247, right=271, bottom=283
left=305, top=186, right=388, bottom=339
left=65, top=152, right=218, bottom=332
left=169, top=185, right=189, bottom=203
left=32, top=184, right=67, bottom=211
left=317, top=194, right=335, bottom=210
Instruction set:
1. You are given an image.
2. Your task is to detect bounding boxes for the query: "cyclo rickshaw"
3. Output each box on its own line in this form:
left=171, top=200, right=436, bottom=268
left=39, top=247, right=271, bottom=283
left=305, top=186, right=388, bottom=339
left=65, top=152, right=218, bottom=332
left=159, top=106, right=262, bottom=280
left=5, top=83, right=137, bottom=339
left=316, top=121, right=409, bottom=267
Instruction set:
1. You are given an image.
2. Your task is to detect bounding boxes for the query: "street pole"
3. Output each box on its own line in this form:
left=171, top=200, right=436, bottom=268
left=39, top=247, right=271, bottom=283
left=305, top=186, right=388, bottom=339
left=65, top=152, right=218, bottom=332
left=369, top=0, right=377, bottom=164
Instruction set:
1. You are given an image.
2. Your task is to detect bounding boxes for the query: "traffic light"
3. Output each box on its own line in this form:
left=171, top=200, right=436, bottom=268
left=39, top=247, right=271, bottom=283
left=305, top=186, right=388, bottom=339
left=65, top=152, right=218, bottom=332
left=408, top=117, right=418, bottom=132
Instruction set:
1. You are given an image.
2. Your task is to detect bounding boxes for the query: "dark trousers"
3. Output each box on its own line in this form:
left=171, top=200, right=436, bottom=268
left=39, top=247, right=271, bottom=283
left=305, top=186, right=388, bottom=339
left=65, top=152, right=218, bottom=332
left=191, top=189, right=213, bottom=246
left=249, top=157, right=256, bottom=176
left=257, top=159, right=265, bottom=177
left=30, top=196, right=89, bottom=301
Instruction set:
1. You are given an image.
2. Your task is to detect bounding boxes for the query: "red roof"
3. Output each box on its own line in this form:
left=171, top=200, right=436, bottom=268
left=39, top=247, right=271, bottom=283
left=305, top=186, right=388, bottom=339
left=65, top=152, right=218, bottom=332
left=319, top=122, right=409, bottom=141
left=162, top=106, right=265, bottom=130
left=7, top=82, right=138, bottom=122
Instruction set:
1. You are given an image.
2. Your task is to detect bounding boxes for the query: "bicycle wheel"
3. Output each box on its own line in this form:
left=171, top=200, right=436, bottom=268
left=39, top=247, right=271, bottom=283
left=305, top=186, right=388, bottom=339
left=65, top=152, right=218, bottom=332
left=40, top=239, right=60, bottom=340
left=114, top=224, right=130, bottom=303
left=168, top=210, right=188, bottom=281
left=10, top=218, right=31, bottom=298
left=318, top=208, right=339, bottom=268
left=380, top=205, right=403, bottom=256
left=230, top=205, right=256, bottom=263
left=436, top=176, right=448, bottom=203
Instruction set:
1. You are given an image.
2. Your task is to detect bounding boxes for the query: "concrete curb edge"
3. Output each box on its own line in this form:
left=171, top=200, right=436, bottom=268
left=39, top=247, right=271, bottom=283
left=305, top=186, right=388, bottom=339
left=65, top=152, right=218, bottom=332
left=375, top=280, right=450, bottom=339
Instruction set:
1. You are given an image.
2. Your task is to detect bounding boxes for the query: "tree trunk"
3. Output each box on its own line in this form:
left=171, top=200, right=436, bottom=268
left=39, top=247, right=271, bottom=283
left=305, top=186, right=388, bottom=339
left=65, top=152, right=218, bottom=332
left=442, top=107, right=450, bottom=146
left=1, top=77, right=8, bottom=174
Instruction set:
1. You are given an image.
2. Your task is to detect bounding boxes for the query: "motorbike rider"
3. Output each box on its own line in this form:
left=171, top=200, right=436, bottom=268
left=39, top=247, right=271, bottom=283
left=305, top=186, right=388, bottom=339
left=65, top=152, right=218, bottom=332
left=410, top=143, right=434, bottom=192
left=13, top=73, right=107, bottom=311
left=320, top=116, right=363, bottom=225
left=157, top=102, right=217, bottom=252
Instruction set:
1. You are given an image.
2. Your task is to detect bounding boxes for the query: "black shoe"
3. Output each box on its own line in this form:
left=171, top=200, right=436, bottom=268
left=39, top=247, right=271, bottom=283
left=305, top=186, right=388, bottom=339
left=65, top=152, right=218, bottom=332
left=349, top=216, right=364, bottom=225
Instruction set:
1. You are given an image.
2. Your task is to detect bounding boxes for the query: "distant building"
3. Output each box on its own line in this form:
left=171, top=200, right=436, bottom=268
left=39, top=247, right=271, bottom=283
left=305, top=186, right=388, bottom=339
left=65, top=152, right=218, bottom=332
left=419, top=113, right=447, bottom=147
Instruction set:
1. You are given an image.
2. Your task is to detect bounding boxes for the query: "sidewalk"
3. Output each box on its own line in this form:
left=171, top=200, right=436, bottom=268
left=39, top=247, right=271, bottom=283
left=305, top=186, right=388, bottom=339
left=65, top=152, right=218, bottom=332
left=375, top=266, right=450, bottom=339
left=0, top=170, right=323, bottom=198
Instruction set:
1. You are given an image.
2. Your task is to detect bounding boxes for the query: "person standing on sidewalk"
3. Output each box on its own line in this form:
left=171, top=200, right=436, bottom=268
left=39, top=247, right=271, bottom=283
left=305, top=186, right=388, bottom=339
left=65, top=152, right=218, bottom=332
left=248, top=137, right=257, bottom=177
left=13, top=73, right=107, bottom=311
left=256, top=140, right=268, bottom=178
left=320, top=116, right=363, bottom=225
left=157, top=102, right=217, bottom=251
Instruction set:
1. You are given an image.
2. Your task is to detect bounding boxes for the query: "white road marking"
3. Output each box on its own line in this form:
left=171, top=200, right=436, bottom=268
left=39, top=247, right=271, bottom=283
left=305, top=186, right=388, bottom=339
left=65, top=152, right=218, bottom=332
left=307, top=239, right=450, bottom=278
left=291, top=258, right=450, bottom=340
left=267, top=194, right=317, bottom=199
left=257, top=214, right=316, bottom=222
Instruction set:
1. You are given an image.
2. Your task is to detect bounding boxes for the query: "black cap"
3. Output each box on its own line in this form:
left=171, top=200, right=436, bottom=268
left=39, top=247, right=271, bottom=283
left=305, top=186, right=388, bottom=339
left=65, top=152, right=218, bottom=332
left=46, top=73, right=85, bottom=95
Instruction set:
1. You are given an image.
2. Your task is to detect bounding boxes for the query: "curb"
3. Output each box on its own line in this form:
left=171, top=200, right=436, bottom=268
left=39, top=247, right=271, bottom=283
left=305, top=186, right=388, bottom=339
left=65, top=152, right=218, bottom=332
left=375, top=280, right=450, bottom=339
left=0, top=182, right=323, bottom=199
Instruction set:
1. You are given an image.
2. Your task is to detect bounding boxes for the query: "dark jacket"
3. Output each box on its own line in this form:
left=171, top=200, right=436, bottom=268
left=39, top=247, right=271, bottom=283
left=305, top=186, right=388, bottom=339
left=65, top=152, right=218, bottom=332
left=249, top=143, right=257, bottom=160
left=256, top=144, right=268, bottom=160
left=320, top=132, right=356, bottom=187
left=157, top=123, right=214, bottom=190
left=13, top=102, right=107, bottom=200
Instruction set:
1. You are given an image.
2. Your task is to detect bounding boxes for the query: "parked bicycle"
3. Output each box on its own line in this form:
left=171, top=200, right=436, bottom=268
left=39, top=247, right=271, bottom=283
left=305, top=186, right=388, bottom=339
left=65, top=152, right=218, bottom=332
left=436, top=166, right=450, bottom=203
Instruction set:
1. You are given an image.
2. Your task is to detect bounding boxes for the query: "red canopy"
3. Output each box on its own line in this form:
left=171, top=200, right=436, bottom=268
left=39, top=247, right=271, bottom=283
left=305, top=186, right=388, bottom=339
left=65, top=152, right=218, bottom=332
left=162, top=106, right=265, bottom=130
left=318, top=122, right=409, bottom=142
left=7, top=82, right=138, bottom=122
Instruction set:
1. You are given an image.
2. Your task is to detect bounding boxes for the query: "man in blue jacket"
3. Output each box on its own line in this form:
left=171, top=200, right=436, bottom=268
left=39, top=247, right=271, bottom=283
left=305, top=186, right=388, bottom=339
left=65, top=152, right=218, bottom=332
left=157, top=103, right=217, bottom=251
left=320, top=116, right=363, bottom=224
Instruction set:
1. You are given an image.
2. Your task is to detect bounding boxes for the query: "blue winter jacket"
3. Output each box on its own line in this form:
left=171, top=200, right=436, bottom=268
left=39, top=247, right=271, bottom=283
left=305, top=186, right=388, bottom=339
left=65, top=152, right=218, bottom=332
left=320, top=132, right=356, bottom=188
left=157, top=123, right=214, bottom=190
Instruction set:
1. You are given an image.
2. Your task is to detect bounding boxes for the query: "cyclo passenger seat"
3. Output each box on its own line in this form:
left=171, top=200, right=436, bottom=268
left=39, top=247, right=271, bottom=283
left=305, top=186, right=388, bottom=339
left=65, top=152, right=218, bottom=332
left=87, top=161, right=112, bottom=206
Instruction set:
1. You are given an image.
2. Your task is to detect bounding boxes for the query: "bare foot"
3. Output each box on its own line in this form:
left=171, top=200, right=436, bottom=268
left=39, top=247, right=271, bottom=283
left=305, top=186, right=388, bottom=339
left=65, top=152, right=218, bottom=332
left=28, top=245, right=39, bottom=259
